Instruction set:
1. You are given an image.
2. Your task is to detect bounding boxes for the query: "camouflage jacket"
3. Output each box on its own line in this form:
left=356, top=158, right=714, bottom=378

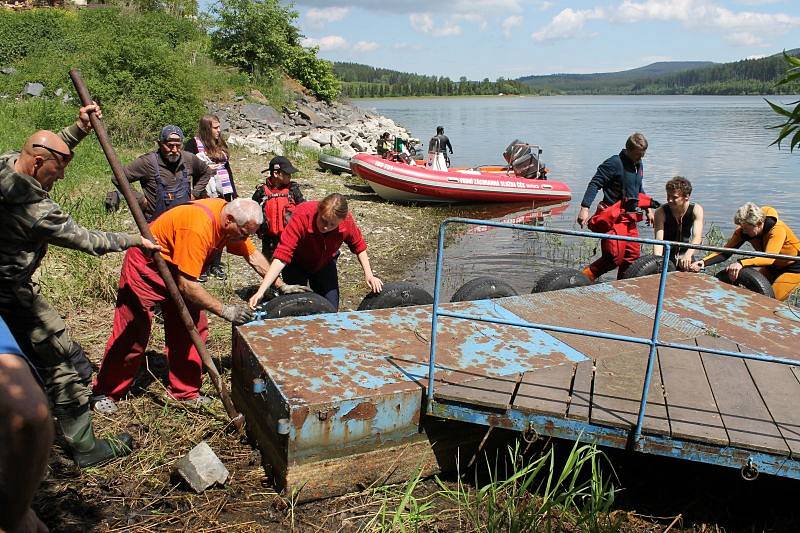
left=0, top=124, right=141, bottom=287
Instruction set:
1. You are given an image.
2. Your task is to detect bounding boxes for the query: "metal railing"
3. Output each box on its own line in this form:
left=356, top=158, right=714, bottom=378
left=426, top=217, right=800, bottom=444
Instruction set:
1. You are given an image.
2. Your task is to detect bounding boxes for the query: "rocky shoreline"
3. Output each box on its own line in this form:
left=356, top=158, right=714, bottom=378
left=209, top=90, right=415, bottom=159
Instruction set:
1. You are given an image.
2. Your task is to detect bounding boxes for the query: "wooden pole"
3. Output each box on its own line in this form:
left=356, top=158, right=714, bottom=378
left=69, top=69, right=245, bottom=433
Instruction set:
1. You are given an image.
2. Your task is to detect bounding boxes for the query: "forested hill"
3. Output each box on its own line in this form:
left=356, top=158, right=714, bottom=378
left=518, top=51, right=800, bottom=95
left=333, top=62, right=536, bottom=97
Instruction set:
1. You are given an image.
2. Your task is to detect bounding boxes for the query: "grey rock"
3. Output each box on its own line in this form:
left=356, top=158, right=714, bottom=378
left=309, top=131, right=332, bottom=146
left=296, top=104, right=320, bottom=124
left=338, top=144, right=358, bottom=159
left=23, top=82, right=44, bottom=97
left=175, top=441, right=229, bottom=493
left=351, top=138, right=368, bottom=152
left=241, top=103, right=280, bottom=123
left=1, top=67, right=17, bottom=75
left=298, top=136, right=321, bottom=151
left=234, top=95, right=244, bottom=101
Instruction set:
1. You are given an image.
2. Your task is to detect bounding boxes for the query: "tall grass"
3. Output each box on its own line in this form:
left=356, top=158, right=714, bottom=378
left=361, top=441, right=619, bottom=533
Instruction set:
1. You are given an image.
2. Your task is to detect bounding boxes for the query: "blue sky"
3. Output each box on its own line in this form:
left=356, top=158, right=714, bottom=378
left=287, top=0, right=800, bottom=79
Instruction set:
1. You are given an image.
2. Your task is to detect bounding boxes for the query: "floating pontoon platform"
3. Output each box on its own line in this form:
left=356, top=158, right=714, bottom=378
left=232, top=272, right=800, bottom=500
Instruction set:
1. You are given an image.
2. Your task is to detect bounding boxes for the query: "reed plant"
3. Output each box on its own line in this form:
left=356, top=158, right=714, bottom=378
left=358, top=440, right=620, bottom=533
left=434, top=440, right=619, bottom=533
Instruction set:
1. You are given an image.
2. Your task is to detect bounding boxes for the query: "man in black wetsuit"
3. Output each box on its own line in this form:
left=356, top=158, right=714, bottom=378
left=428, top=126, right=453, bottom=166
left=653, top=176, right=704, bottom=270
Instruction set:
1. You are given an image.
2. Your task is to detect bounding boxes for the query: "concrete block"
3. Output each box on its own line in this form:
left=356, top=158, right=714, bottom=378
left=175, top=441, right=229, bottom=493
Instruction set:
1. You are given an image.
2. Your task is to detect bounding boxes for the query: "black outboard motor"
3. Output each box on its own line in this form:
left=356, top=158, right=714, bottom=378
left=503, top=140, right=548, bottom=179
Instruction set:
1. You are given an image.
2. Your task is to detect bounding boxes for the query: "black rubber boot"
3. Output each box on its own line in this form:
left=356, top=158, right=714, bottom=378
left=58, top=410, right=134, bottom=468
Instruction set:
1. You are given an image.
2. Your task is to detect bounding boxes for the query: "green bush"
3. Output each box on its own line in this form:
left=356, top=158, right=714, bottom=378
left=0, top=8, right=244, bottom=143
left=286, top=47, right=340, bottom=103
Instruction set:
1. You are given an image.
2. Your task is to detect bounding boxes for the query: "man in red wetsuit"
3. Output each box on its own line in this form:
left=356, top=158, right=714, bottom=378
left=576, top=133, right=654, bottom=280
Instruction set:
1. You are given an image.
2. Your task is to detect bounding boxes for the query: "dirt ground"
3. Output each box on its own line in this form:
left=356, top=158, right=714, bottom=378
left=31, top=147, right=800, bottom=532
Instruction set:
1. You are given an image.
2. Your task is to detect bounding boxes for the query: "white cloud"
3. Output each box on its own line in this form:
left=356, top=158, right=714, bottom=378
left=305, top=7, right=350, bottom=29
left=300, top=35, right=348, bottom=51
left=353, top=40, right=380, bottom=53
left=613, top=0, right=800, bottom=33
left=532, top=8, right=605, bottom=42
left=536, top=1, right=555, bottom=10
left=501, top=15, right=523, bottom=38
left=410, top=13, right=462, bottom=36
left=455, top=13, right=487, bottom=31
left=530, top=0, right=800, bottom=45
left=726, top=32, right=768, bottom=47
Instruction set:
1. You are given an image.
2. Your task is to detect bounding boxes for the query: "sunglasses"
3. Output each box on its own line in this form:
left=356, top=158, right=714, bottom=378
left=33, top=143, right=74, bottom=163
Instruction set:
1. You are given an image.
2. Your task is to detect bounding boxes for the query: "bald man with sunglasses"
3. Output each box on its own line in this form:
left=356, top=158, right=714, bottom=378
left=0, top=104, right=160, bottom=469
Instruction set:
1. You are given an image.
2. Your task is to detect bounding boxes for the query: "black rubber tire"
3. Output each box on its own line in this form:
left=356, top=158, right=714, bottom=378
left=450, top=276, right=518, bottom=302
left=357, top=282, right=433, bottom=311
left=260, top=292, right=336, bottom=319
left=532, top=268, right=593, bottom=293
left=715, top=268, right=775, bottom=298
left=622, top=254, right=677, bottom=279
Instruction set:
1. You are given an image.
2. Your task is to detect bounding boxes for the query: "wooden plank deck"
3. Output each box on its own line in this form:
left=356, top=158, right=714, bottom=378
left=433, top=334, right=797, bottom=457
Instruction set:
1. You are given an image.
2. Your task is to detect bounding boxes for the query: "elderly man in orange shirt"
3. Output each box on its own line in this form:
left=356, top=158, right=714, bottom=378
left=92, top=198, right=270, bottom=413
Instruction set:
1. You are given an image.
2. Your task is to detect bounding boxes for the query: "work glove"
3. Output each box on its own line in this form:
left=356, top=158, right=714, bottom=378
left=278, top=284, right=312, bottom=295
left=221, top=304, right=254, bottom=325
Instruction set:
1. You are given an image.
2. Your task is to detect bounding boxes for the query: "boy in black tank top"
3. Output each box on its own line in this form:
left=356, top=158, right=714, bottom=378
left=653, top=176, right=704, bottom=270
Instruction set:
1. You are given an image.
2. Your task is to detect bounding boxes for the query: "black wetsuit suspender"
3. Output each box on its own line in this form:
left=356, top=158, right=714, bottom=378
left=663, top=203, right=694, bottom=260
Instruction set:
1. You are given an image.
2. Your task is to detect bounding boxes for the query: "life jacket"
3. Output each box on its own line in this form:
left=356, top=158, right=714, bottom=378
left=587, top=193, right=654, bottom=234
left=259, top=180, right=297, bottom=238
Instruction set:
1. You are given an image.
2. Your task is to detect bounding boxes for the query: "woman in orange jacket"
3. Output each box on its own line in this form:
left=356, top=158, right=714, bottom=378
left=691, top=202, right=800, bottom=301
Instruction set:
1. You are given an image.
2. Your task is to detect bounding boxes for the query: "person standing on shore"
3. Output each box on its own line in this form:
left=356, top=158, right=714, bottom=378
left=0, top=104, right=160, bottom=467
left=185, top=115, right=238, bottom=282
left=114, top=125, right=214, bottom=222
left=576, top=133, right=654, bottom=280
left=252, top=156, right=305, bottom=260
left=653, top=176, right=704, bottom=270
left=428, top=126, right=453, bottom=166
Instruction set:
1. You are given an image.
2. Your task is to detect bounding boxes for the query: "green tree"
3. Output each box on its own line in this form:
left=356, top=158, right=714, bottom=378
left=766, top=52, right=800, bottom=151
left=209, top=0, right=300, bottom=76
left=208, top=0, right=339, bottom=101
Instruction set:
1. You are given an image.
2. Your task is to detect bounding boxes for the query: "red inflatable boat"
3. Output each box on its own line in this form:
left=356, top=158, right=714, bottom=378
left=349, top=153, right=572, bottom=203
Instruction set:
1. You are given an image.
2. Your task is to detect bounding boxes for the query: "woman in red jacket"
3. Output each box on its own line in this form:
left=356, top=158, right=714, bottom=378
left=248, top=193, right=383, bottom=310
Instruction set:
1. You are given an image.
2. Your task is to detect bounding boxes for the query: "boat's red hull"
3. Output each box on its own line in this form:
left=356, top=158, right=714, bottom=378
left=350, top=154, right=571, bottom=203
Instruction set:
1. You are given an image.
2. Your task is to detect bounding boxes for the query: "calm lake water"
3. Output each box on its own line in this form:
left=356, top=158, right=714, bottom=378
left=355, top=95, right=799, bottom=296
